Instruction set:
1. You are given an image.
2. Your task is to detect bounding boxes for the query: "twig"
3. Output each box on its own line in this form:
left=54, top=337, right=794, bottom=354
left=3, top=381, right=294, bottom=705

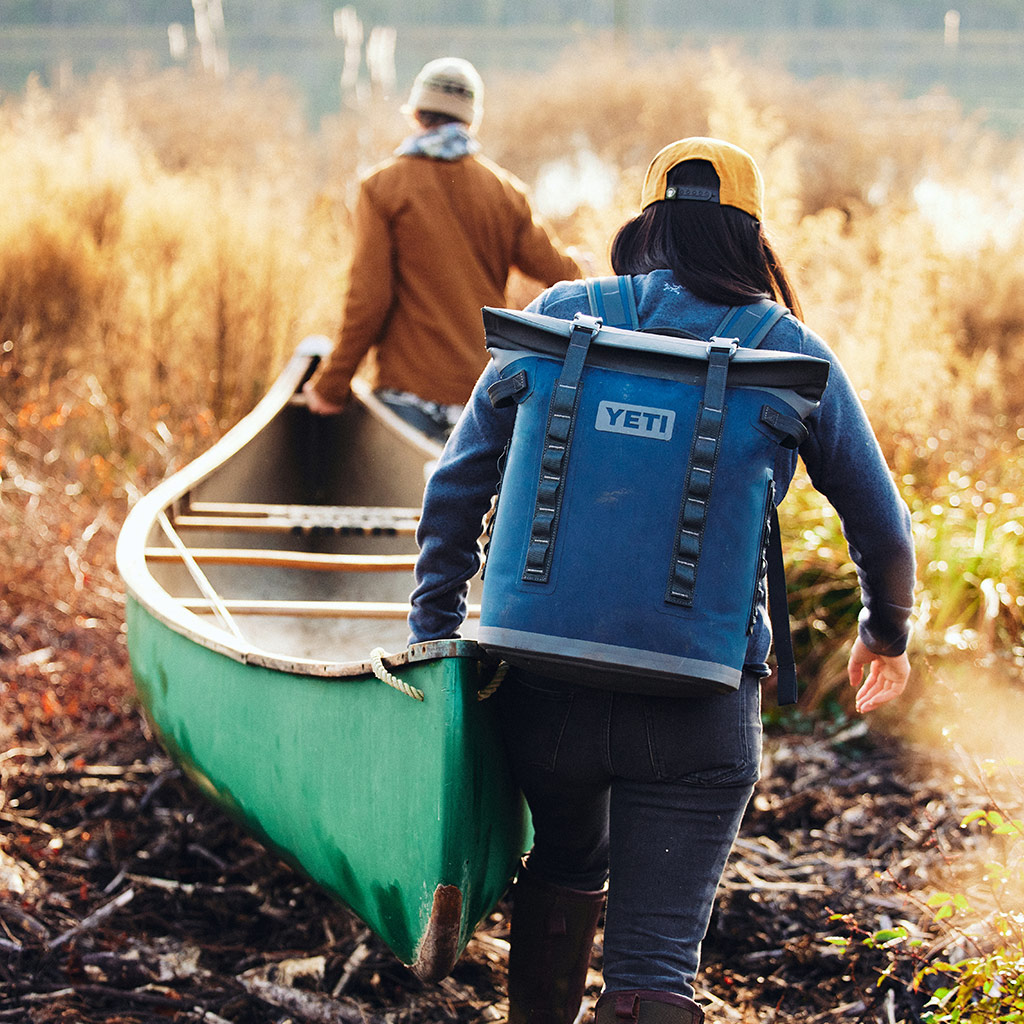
left=101, top=866, right=128, bottom=896
left=47, top=887, right=135, bottom=951
left=0, top=810, right=59, bottom=835
left=187, top=842, right=229, bottom=873
left=138, top=766, right=183, bottom=810
left=884, top=987, right=897, bottom=1024
left=332, top=928, right=372, bottom=996
left=727, top=861, right=829, bottom=893
left=17, top=988, right=76, bottom=1004
left=125, top=872, right=259, bottom=898
left=190, top=1008, right=235, bottom=1024
left=0, top=745, right=48, bottom=764
left=240, top=975, right=375, bottom=1023
left=0, top=901, right=50, bottom=942
left=69, top=983, right=196, bottom=1011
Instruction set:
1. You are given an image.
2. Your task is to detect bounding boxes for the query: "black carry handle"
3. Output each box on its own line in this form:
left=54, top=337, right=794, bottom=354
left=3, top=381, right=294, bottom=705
left=665, top=338, right=737, bottom=606
left=487, top=370, right=528, bottom=408
left=521, top=313, right=603, bottom=583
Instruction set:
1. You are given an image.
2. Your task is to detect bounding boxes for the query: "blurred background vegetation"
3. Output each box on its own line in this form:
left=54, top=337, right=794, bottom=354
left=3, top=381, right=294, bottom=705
left=3, top=0, right=1024, bottom=131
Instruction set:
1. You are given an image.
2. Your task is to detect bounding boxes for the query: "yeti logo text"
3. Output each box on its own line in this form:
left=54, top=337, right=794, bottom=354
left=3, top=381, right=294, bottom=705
left=596, top=401, right=675, bottom=441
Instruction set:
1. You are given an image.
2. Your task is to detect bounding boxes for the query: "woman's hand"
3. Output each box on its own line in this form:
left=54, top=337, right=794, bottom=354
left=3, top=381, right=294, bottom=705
left=848, top=636, right=910, bottom=713
left=302, top=380, right=345, bottom=416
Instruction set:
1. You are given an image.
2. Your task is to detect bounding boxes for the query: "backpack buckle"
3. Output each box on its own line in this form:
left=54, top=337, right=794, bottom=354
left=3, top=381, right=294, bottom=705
left=707, top=336, right=739, bottom=356
left=570, top=311, right=603, bottom=333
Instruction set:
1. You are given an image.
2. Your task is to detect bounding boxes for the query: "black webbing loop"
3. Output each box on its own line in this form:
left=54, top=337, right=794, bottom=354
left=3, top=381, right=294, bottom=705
left=522, top=314, right=602, bottom=583
left=766, top=507, right=798, bottom=704
left=666, top=340, right=737, bottom=606
left=760, top=404, right=808, bottom=449
left=488, top=370, right=529, bottom=409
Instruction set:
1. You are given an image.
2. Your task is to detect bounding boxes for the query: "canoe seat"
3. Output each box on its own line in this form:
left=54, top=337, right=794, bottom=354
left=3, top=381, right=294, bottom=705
left=173, top=502, right=421, bottom=536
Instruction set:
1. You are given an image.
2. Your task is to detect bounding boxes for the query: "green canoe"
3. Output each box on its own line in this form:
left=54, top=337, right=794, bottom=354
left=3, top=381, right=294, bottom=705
left=115, top=337, right=528, bottom=982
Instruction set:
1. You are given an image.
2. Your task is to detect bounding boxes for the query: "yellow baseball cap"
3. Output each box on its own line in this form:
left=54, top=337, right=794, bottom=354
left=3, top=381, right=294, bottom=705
left=640, top=137, right=764, bottom=221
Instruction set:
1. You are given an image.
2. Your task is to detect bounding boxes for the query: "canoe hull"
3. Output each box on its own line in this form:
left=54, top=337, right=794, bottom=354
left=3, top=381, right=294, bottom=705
left=126, top=594, right=526, bottom=980
left=117, top=342, right=526, bottom=982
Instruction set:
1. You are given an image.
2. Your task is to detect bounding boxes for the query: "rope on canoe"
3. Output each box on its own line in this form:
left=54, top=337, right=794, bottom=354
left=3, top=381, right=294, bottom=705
left=477, top=660, right=508, bottom=701
left=370, top=647, right=424, bottom=701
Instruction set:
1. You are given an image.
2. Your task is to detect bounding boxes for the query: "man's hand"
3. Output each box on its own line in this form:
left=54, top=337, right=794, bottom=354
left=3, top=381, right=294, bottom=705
left=302, top=380, right=346, bottom=416
left=848, top=636, right=910, bottom=714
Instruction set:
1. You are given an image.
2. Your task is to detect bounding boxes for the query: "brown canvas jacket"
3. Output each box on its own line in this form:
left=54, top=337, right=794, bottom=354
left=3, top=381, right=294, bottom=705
left=313, top=152, right=581, bottom=407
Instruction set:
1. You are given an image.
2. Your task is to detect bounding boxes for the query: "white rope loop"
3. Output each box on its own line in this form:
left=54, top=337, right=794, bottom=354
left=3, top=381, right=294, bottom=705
left=370, top=647, right=424, bottom=701
left=477, top=660, right=508, bottom=700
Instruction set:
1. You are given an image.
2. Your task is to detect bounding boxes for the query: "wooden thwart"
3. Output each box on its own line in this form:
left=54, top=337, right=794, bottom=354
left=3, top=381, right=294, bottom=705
left=174, top=502, right=421, bottom=536
left=145, top=547, right=417, bottom=572
left=180, top=599, right=482, bottom=620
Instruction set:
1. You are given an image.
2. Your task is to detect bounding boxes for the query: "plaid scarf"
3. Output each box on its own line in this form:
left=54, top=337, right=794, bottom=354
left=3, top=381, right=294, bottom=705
left=395, top=122, right=480, bottom=161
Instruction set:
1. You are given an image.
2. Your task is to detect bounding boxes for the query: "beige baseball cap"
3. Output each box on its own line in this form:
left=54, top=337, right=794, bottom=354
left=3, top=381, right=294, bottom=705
left=403, top=57, right=484, bottom=129
left=640, top=137, right=764, bottom=221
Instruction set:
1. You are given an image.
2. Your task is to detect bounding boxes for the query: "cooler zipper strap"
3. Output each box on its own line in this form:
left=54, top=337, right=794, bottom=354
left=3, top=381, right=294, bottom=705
left=666, top=339, right=737, bottom=606
left=522, top=313, right=603, bottom=583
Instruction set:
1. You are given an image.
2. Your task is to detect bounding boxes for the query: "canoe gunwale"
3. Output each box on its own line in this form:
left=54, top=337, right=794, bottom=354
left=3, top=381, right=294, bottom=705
left=115, top=340, right=457, bottom=679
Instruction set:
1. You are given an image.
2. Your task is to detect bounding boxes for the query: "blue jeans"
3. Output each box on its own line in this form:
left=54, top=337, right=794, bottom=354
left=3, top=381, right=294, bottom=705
left=374, top=389, right=462, bottom=443
left=496, top=669, right=762, bottom=998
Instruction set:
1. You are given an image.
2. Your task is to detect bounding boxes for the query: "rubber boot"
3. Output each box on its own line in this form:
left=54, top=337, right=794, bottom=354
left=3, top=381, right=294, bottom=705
left=506, top=860, right=607, bottom=1024
left=594, top=990, right=705, bottom=1024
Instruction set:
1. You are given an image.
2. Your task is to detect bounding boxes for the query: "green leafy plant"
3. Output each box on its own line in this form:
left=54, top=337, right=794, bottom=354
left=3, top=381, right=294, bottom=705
left=827, top=751, right=1024, bottom=1023
left=913, top=803, right=1024, bottom=1023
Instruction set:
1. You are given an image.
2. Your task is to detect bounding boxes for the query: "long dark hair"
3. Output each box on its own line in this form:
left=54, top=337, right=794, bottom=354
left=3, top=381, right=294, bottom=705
left=610, top=159, right=802, bottom=318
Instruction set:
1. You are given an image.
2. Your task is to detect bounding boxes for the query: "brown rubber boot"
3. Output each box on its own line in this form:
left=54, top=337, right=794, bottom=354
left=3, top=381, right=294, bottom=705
left=506, top=860, right=607, bottom=1024
left=593, top=990, right=705, bottom=1024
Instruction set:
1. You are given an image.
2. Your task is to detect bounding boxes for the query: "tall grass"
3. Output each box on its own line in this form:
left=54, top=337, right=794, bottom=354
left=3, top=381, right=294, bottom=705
left=2, top=41, right=1023, bottom=704
left=0, top=69, right=348, bottom=429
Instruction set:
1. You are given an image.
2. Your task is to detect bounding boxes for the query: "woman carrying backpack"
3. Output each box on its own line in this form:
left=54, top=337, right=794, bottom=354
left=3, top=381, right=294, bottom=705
left=408, top=138, right=915, bottom=1024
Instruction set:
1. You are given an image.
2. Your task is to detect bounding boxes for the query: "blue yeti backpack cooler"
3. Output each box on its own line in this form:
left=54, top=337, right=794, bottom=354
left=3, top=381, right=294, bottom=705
left=476, top=279, right=830, bottom=704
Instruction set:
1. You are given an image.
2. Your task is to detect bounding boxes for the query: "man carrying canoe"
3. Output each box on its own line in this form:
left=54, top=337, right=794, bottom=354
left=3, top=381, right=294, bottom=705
left=304, top=56, right=582, bottom=441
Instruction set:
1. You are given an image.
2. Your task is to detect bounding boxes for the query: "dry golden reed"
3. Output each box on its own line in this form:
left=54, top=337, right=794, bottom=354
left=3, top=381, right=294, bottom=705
left=0, top=71, right=348, bottom=428
left=483, top=41, right=1024, bottom=448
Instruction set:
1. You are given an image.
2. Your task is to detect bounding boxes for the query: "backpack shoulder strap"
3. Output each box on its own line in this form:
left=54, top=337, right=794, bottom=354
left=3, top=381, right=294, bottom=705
left=712, top=298, right=787, bottom=349
left=715, top=297, right=799, bottom=705
left=586, top=280, right=786, bottom=345
left=585, top=276, right=639, bottom=330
